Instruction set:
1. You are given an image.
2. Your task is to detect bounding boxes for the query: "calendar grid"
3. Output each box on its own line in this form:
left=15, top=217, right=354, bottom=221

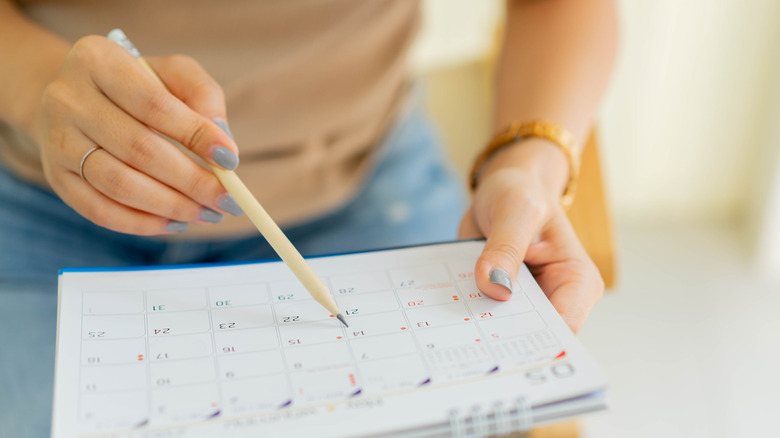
left=66, top=242, right=579, bottom=435
left=263, top=284, right=294, bottom=410
left=325, top=274, right=367, bottom=396
left=382, top=268, right=434, bottom=381
left=443, top=261, right=496, bottom=365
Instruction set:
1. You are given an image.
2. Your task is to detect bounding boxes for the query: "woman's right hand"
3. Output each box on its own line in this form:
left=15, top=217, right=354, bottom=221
left=36, top=35, right=243, bottom=235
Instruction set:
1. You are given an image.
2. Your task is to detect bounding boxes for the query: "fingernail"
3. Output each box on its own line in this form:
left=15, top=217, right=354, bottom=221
left=212, top=146, right=239, bottom=171
left=489, top=268, right=513, bottom=293
left=214, top=118, right=234, bottom=139
left=218, top=193, right=244, bottom=216
left=166, top=220, right=189, bottom=232
left=199, top=208, right=223, bottom=224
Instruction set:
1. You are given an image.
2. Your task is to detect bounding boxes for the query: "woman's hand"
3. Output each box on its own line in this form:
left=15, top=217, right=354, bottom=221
left=36, top=35, right=242, bottom=235
left=459, top=139, right=604, bottom=333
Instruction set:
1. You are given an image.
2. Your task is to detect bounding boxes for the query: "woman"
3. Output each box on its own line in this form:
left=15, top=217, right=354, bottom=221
left=0, top=0, right=616, bottom=436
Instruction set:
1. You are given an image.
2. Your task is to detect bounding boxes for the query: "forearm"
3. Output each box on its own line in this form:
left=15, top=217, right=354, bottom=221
left=0, top=1, right=69, bottom=141
left=485, top=0, right=617, bottom=195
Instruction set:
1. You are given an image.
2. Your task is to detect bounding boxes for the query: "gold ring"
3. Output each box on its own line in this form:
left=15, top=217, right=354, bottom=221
left=78, top=146, right=101, bottom=181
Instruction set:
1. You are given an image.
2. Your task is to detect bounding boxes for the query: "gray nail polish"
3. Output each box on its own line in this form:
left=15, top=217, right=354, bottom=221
left=218, top=194, right=244, bottom=217
left=212, top=146, right=239, bottom=171
left=214, top=119, right=234, bottom=139
left=199, top=208, right=223, bottom=224
left=489, top=268, right=513, bottom=293
left=166, top=220, right=189, bottom=232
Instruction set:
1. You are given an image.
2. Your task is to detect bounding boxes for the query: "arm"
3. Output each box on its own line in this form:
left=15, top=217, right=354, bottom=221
left=461, top=0, right=618, bottom=332
left=0, top=1, right=242, bottom=235
left=0, top=1, right=69, bottom=139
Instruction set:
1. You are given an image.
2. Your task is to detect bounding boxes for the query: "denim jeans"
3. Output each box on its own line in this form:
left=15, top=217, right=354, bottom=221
left=0, top=101, right=467, bottom=437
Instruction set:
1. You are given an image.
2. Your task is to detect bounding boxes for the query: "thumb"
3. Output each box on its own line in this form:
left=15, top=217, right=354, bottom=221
left=474, top=203, right=545, bottom=301
left=458, top=207, right=483, bottom=239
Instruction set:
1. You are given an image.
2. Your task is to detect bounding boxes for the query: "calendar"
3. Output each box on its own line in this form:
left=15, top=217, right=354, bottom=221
left=52, top=241, right=608, bottom=437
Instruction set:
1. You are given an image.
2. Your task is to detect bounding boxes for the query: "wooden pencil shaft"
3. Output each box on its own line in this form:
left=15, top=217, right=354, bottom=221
left=211, top=168, right=340, bottom=314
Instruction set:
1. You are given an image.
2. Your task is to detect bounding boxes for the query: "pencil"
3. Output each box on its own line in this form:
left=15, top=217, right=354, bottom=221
left=107, top=29, right=347, bottom=328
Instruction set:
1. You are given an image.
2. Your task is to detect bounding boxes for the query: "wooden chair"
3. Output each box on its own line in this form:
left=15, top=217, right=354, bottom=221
left=567, top=130, right=616, bottom=289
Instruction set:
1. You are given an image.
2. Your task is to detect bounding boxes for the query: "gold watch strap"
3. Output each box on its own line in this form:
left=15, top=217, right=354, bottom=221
left=469, top=120, right=580, bottom=209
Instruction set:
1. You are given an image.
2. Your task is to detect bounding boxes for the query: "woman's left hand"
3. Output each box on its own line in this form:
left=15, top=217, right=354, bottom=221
left=458, top=139, right=604, bottom=334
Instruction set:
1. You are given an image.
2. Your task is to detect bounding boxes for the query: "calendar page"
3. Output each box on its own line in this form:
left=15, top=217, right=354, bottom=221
left=52, top=240, right=607, bottom=438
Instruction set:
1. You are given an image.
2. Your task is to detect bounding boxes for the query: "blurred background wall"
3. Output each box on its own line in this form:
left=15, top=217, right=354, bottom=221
left=411, top=0, right=780, bottom=275
left=410, top=1, right=780, bottom=437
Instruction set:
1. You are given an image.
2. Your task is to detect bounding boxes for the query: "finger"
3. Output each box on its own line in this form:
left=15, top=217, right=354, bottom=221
left=474, top=199, right=547, bottom=302
left=529, top=212, right=604, bottom=333
left=525, top=208, right=590, bottom=268
left=546, top=270, right=602, bottom=334
left=146, top=55, right=227, bottom=121
left=457, top=207, right=484, bottom=239
left=77, top=144, right=222, bottom=225
left=148, top=55, right=236, bottom=141
left=50, top=167, right=185, bottom=235
left=148, top=55, right=235, bottom=138
left=71, top=36, right=238, bottom=170
left=67, top=89, right=240, bottom=216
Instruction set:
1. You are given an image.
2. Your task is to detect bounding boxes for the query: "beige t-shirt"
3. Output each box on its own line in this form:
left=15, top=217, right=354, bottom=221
left=1, top=0, right=420, bottom=238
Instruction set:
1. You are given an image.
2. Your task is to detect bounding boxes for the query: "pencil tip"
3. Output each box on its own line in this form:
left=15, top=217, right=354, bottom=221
left=336, top=313, right=348, bottom=327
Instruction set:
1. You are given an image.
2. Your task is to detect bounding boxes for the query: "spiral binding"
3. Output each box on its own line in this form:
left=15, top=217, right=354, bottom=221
left=448, top=397, right=531, bottom=437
